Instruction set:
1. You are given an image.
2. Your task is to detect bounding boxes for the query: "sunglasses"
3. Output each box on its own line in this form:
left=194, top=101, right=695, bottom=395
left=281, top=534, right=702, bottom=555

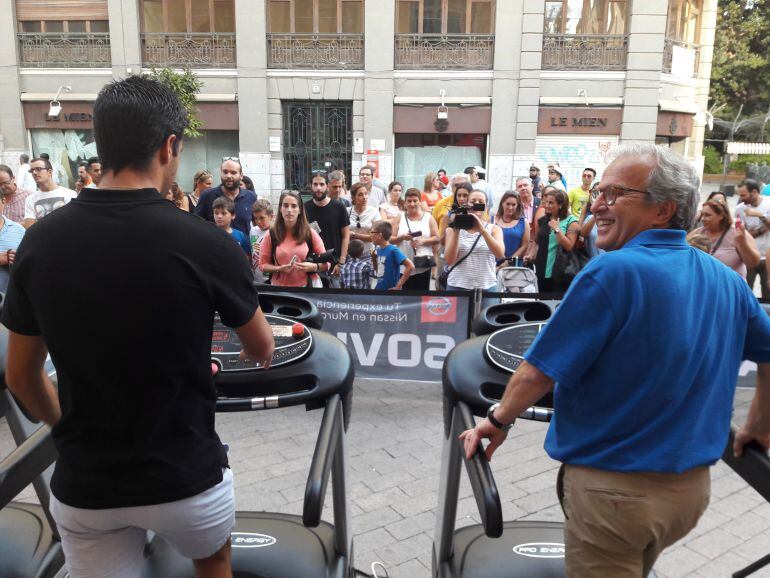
left=222, top=156, right=240, bottom=162
left=355, top=214, right=361, bottom=229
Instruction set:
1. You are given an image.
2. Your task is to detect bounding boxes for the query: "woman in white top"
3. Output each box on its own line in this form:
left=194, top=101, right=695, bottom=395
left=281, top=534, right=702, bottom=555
left=444, top=189, right=505, bottom=291
left=380, top=181, right=404, bottom=231
left=390, top=187, right=439, bottom=290
left=348, top=182, right=380, bottom=255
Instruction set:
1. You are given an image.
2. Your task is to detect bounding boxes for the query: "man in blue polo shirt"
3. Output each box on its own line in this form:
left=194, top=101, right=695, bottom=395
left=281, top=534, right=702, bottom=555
left=461, top=144, right=770, bottom=576
left=194, top=158, right=258, bottom=238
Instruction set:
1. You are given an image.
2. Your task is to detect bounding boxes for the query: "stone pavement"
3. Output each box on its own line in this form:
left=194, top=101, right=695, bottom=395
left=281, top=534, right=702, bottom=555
left=2, top=381, right=769, bottom=577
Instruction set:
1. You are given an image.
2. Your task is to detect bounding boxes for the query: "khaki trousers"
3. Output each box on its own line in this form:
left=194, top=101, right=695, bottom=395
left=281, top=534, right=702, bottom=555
left=557, top=464, right=710, bottom=578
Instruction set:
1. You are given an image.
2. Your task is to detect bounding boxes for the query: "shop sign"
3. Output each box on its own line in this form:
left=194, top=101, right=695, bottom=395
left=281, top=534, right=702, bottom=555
left=537, top=108, right=622, bottom=135
left=656, top=111, right=693, bottom=138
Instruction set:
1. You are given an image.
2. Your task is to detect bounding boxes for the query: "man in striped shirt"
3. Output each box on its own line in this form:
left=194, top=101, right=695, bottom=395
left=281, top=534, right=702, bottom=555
left=0, top=164, right=34, bottom=225
left=0, top=187, right=26, bottom=292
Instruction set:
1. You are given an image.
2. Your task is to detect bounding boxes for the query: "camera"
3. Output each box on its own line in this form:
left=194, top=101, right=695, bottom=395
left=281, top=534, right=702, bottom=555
left=305, top=249, right=336, bottom=264
left=448, top=203, right=485, bottom=229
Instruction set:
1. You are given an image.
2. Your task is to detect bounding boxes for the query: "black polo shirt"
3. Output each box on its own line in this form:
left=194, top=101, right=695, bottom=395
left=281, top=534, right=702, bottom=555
left=1, top=188, right=259, bottom=509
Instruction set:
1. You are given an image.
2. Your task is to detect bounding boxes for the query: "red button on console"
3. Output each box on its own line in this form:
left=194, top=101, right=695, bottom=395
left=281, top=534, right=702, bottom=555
left=292, top=323, right=305, bottom=338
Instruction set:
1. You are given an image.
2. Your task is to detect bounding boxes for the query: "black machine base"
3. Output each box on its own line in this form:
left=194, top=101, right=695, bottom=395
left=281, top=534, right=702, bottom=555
left=0, top=502, right=63, bottom=578
left=434, top=521, right=565, bottom=578
left=143, top=512, right=352, bottom=578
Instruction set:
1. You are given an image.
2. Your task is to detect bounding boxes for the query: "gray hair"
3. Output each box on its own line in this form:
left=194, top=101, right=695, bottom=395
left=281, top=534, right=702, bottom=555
left=515, top=176, right=532, bottom=186
left=328, top=170, right=345, bottom=183
left=451, top=172, right=468, bottom=184
left=612, top=143, right=700, bottom=230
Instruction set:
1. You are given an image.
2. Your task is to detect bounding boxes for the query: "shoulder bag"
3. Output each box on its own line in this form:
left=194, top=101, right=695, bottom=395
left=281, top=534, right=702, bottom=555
left=437, top=231, right=482, bottom=290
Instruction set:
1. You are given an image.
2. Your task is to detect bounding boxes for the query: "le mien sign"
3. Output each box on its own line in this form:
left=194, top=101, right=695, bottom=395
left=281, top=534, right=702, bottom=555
left=538, top=108, right=622, bottom=135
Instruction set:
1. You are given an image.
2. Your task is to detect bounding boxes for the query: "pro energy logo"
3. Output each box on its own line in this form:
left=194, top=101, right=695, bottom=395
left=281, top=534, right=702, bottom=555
left=231, top=532, right=277, bottom=548
left=513, top=542, right=565, bottom=558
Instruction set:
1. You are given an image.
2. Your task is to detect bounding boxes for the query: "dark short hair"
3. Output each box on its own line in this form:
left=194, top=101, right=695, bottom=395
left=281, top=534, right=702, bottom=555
left=404, top=187, right=421, bottom=201
left=0, top=164, right=13, bottom=179
left=31, top=157, right=53, bottom=171
left=87, top=156, right=101, bottom=169
left=241, top=175, right=254, bottom=191
left=464, top=166, right=475, bottom=175
left=740, top=179, right=761, bottom=194
left=348, top=239, right=365, bottom=259
left=252, top=198, right=273, bottom=216
left=583, top=167, right=597, bottom=177
left=19, top=154, right=29, bottom=164
left=359, top=165, right=374, bottom=176
left=93, top=75, right=188, bottom=175
left=212, top=196, right=235, bottom=214
left=311, top=170, right=328, bottom=183
left=544, top=189, right=570, bottom=220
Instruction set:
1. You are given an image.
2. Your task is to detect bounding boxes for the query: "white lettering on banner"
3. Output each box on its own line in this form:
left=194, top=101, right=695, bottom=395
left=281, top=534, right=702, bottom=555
left=424, top=336, right=455, bottom=369
left=337, top=332, right=456, bottom=370
left=388, top=334, right=421, bottom=367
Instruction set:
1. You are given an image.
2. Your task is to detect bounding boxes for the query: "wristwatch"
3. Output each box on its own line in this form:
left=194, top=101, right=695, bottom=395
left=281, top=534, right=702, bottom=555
left=486, top=403, right=512, bottom=431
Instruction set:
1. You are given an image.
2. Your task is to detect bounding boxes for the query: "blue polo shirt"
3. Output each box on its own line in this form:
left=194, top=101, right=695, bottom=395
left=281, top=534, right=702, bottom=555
left=194, top=186, right=258, bottom=238
left=525, top=229, right=770, bottom=473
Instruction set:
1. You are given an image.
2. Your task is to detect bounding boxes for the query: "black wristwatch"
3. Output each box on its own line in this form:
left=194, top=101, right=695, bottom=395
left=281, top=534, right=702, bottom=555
left=486, top=403, right=512, bottom=431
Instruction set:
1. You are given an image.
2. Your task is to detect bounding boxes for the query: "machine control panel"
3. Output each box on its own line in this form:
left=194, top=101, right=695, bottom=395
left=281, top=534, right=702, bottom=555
left=484, top=322, right=546, bottom=373
left=211, top=314, right=312, bottom=372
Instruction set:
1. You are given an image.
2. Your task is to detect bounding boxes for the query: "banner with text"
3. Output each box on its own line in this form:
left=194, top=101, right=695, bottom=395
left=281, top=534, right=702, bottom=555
left=267, top=289, right=472, bottom=382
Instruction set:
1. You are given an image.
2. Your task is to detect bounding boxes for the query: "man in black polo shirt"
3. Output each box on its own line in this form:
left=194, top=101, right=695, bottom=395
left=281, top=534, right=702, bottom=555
left=194, top=158, right=258, bottom=238
left=304, top=172, right=350, bottom=287
left=2, top=76, right=274, bottom=578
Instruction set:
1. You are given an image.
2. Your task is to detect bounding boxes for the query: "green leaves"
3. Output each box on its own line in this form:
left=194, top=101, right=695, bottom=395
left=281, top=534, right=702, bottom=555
left=147, top=67, right=204, bottom=139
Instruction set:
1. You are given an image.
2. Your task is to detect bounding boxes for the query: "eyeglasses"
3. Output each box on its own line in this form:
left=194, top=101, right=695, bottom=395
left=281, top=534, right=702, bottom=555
left=30, top=167, right=49, bottom=173
left=359, top=172, right=371, bottom=177
left=595, top=185, right=650, bottom=206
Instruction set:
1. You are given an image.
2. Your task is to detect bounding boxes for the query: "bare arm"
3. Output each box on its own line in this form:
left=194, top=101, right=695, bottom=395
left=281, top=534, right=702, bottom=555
left=483, top=224, right=506, bottom=260
left=459, top=361, right=554, bottom=460
left=22, top=218, right=35, bottom=229
left=553, top=222, right=579, bottom=251
left=734, top=364, right=770, bottom=456
left=235, top=308, right=276, bottom=369
left=393, top=258, right=414, bottom=290
left=581, top=215, right=596, bottom=238
left=444, top=227, right=460, bottom=265
left=513, top=223, right=530, bottom=258
left=6, top=332, right=61, bottom=426
left=734, top=225, right=761, bottom=270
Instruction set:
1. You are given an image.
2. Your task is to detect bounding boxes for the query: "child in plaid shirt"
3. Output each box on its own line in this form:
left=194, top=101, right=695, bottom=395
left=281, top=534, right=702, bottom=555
left=341, top=239, right=376, bottom=289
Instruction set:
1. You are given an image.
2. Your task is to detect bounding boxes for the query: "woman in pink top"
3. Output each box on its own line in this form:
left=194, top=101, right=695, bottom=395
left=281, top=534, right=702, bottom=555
left=259, top=191, right=328, bottom=287
left=697, top=200, right=760, bottom=279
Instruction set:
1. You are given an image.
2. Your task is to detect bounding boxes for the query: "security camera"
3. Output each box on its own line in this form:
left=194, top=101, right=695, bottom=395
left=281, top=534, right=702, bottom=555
left=48, top=101, right=62, bottom=117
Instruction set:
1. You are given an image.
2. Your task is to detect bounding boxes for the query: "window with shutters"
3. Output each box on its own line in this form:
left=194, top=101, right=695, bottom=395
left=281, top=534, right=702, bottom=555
left=16, top=0, right=110, bottom=67
left=266, top=0, right=365, bottom=69
left=394, top=0, right=495, bottom=69
left=140, top=0, right=236, bottom=67
left=663, top=0, right=702, bottom=76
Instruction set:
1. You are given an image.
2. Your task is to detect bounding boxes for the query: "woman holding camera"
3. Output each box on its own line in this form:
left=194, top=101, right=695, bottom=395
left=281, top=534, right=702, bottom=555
left=259, top=190, right=328, bottom=287
left=391, top=188, right=439, bottom=290
left=528, top=187, right=580, bottom=292
left=495, top=190, right=530, bottom=267
left=444, top=189, right=505, bottom=291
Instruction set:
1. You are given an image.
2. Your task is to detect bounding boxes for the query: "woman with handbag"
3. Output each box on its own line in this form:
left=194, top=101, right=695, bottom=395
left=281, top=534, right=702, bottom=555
left=391, top=188, right=440, bottom=290
left=259, top=191, right=328, bottom=287
left=527, top=188, right=580, bottom=293
left=695, top=199, right=760, bottom=279
left=444, top=190, right=505, bottom=293
left=348, top=182, right=381, bottom=256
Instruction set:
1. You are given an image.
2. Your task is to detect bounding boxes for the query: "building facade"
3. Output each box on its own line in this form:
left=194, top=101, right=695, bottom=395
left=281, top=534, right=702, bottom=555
left=0, top=0, right=716, bottom=200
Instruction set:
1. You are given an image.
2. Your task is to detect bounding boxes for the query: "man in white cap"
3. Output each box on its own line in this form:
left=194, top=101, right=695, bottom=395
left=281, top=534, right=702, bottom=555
left=547, top=162, right=567, bottom=192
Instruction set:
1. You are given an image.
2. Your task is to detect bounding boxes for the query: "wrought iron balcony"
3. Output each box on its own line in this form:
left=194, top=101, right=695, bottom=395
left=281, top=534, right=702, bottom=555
left=395, top=34, right=494, bottom=70
left=17, top=32, right=111, bottom=68
left=662, top=37, right=700, bottom=77
left=141, top=33, right=236, bottom=68
left=267, top=33, right=364, bottom=69
left=542, top=34, right=628, bottom=71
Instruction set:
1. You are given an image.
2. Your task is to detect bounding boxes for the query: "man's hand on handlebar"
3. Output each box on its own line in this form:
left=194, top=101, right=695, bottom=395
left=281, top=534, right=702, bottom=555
left=238, top=348, right=273, bottom=369
left=459, top=419, right=509, bottom=462
left=733, top=426, right=770, bottom=458
left=234, top=309, right=275, bottom=371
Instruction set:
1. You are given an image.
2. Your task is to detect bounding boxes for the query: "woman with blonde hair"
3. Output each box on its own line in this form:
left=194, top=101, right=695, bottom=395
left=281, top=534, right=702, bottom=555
left=188, top=170, right=213, bottom=209
left=421, top=171, right=442, bottom=212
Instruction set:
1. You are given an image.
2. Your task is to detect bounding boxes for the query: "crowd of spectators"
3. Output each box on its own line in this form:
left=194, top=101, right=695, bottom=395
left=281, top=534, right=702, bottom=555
left=4, top=150, right=769, bottom=298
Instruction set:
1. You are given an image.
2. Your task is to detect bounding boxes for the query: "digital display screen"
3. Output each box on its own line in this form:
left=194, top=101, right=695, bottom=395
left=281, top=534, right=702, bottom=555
left=212, top=330, right=232, bottom=342
left=489, top=325, right=541, bottom=357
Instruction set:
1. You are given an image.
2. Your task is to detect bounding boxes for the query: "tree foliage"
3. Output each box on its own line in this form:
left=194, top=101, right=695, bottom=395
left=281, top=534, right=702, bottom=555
left=710, top=0, right=770, bottom=118
left=147, top=67, right=204, bottom=138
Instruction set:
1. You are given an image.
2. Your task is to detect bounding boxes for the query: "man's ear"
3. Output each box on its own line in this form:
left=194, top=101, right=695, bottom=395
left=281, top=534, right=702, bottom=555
left=655, top=200, right=678, bottom=226
left=158, top=134, right=177, bottom=166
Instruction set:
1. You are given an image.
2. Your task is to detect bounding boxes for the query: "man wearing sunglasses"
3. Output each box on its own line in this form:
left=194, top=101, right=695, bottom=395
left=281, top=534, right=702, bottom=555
left=194, top=157, right=258, bottom=238
left=462, top=144, right=770, bottom=576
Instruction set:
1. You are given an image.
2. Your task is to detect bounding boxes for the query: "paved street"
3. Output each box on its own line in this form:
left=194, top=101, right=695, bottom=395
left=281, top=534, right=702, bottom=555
left=2, top=379, right=769, bottom=577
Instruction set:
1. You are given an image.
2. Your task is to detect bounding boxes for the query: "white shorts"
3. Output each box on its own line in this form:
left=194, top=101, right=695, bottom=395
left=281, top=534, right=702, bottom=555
left=50, top=468, right=235, bottom=578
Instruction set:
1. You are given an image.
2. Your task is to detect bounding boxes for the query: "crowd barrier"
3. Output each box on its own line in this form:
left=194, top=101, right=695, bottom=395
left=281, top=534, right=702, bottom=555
left=258, top=286, right=770, bottom=387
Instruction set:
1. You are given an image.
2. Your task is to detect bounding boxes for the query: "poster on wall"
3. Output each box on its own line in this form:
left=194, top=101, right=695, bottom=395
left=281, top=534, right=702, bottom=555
left=535, top=135, right=618, bottom=189
left=31, top=129, right=98, bottom=189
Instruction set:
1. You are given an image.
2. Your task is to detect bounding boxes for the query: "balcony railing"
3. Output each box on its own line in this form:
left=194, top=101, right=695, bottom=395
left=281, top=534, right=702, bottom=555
left=18, top=32, right=111, bottom=68
left=395, top=34, right=494, bottom=70
left=662, top=38, right=700, bottom=77
left=542, top=34, right=628, bottom=71
left=141, top=33, right=236, bottom=68
left=267, top=33, right=364, bottom=69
